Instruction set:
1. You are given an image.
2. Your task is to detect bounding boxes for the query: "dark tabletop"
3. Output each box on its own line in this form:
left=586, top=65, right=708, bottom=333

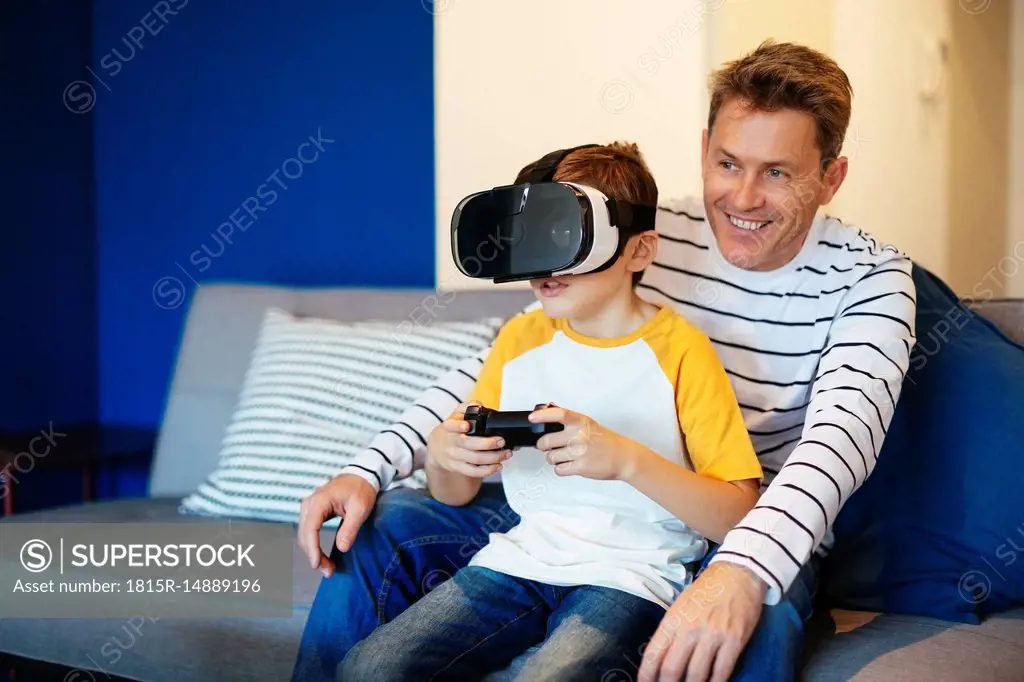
left=0, top=424, right=157, bottom=470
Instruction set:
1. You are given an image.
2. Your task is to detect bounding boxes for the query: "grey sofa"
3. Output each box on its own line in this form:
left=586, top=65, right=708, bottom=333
left=2, top=283, right=1023, bottom=682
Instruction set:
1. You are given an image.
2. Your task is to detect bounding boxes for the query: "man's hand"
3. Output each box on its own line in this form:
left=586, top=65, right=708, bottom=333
left=530, top=405, right=643, bottom=481
left=639, top=562, right=767, bottom=682
left=427, top=401, right=512, bottom=478
left=297, top=473, right=377, bottom=579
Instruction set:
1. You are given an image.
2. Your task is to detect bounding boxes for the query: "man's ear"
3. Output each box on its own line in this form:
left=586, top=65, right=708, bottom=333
left=819, top=155, right=849, bottom=206
left=701, top=128, right=710, bottom=168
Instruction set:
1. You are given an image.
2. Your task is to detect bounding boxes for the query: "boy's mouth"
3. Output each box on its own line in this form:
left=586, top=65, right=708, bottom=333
left=533, top=278, right=569, bottom=298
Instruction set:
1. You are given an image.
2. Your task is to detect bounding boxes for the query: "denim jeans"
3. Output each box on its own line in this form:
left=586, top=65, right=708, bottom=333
left=291, top=484, right=820, bottom=682
left=290, top=484, right=517, bottom=682
left=338, top=565, right=666, bottom=681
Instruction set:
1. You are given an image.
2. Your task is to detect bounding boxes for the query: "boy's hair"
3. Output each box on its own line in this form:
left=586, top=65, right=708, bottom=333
left=514, top=141, right=658, bottom=287
left=708, top=40, right=853, bottom=169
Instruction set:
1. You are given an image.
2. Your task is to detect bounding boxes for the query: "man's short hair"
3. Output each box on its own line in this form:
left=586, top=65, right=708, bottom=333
left=515, top=141, right=659, bottom=286
left=708, top=40, right=853, bottom=168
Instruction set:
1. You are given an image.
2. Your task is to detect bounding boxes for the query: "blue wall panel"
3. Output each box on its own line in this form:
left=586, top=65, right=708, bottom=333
left=0, top=0, right=98, bottom=431
left=92, top=0, right=436, bottom=428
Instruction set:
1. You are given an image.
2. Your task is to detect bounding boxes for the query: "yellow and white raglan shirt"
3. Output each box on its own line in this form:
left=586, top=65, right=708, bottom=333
left=465, top=304, right=763, bottom=609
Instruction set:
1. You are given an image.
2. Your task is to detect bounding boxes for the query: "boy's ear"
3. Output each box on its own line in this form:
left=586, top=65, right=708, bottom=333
left=626, top=231, right=658, bottom=272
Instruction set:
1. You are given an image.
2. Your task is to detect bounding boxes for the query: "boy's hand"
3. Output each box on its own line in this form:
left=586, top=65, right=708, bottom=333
left=427, top=401, right=513, bottom=478
left=530, top=405, right=643, bottom=481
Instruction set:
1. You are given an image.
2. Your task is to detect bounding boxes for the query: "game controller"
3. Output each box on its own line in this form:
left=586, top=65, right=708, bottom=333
left=464, top=403, right=564, bottom=448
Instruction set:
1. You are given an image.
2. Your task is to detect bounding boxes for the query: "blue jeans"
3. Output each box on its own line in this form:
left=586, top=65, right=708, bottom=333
left=339, top=565, right=667, bottom=681
left=291, top=484, right=517, bottom=682
left=291, top=484, right=820, bottom=682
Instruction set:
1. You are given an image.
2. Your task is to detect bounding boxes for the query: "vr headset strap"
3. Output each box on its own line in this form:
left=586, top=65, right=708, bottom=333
left=576, top=201, right=657, bottom=278
left=606, top=200, right=656, bottom=233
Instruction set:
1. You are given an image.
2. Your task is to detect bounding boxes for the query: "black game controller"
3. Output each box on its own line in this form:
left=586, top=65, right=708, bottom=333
left=463, top=403, right=564, bottom=448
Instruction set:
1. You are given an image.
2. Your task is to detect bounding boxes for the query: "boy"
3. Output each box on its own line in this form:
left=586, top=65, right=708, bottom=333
left=339, top=142, right=762, bottom=681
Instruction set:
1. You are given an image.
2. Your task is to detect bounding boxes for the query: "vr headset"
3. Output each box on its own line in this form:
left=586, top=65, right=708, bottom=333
left=450, top=144, right=656, bottom=284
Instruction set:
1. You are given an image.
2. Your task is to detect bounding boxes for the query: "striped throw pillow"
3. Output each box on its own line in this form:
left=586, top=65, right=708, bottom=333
left=180, top=307, right=503, bottom=525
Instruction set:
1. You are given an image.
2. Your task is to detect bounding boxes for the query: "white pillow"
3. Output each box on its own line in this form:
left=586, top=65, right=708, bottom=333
left=180, top=308, right=503, bottom=525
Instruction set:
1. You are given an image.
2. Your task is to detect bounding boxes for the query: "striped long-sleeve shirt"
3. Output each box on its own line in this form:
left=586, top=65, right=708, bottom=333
left=340, top=196, right=918, bottom=605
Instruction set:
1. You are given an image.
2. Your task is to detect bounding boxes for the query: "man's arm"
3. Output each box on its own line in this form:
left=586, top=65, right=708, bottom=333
left=424, top=321, right=511, bottom=505
left=338, top=302, right=539, bottom=493
left=296, top=348, right=490, bottom=575
left=708, top=259, right=918, bottom=604
left=297, top=303, right=537, bottom=574
left=336, top=347, right=491, bottom=493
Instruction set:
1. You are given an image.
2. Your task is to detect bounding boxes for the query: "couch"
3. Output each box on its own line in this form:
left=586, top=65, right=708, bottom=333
left=2, top=283, right=1023, bottom=682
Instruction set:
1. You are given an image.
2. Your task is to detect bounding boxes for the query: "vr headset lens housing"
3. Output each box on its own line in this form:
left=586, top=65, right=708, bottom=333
left=452, top=183, right=592, bottom=281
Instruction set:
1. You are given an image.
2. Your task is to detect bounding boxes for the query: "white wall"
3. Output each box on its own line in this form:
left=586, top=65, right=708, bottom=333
left=433, top=0, right=714, bottom=291
left=829, top=0, right=952, bottom=278
left=1010, top=0, right=1024, bottom=298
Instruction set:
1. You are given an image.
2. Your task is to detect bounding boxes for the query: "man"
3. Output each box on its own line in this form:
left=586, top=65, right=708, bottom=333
left=291, top=41, right=917, bottom=682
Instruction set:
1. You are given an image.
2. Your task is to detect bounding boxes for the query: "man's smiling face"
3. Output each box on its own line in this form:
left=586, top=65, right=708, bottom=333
left=701, top=97, right=846, bottom=271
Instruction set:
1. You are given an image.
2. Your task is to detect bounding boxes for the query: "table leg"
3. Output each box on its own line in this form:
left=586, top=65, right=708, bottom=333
left=82, top=463, right=95, bottom=503
left=2, top=473, right=13, bottom=517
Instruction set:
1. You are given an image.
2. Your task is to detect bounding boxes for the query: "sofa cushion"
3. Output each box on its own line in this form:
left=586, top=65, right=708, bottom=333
left=803, top=608, right=1024, bottom=682
left=179, top=308, right=503, bottom=524
left=827, top=265, right=1024, bottom=623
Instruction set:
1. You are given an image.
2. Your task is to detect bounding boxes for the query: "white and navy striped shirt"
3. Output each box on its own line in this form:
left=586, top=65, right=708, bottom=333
left=340, top=196, right=918, bottom=605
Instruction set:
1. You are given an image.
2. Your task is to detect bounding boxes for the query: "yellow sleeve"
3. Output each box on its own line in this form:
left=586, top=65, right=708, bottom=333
left=675, top=331, right=763, bottom=483
left=467, top=311, right=553, bottom=409
left=467, top=327, right=508, bottom=409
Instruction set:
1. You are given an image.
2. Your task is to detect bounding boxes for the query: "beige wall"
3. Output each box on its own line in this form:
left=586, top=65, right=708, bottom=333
left=1010, top=0, right=1024, bottom=298
left=829, top=0, right=953, bottom=277
left=947, top=0, right=1012, bottom=298
left=433, top=0, right=714, bottom=291
left=706, top=0, right=833, bottom=66
left=658, top=0, right=960, bottom=278
left=434, top=0, right=1024, bottom=294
